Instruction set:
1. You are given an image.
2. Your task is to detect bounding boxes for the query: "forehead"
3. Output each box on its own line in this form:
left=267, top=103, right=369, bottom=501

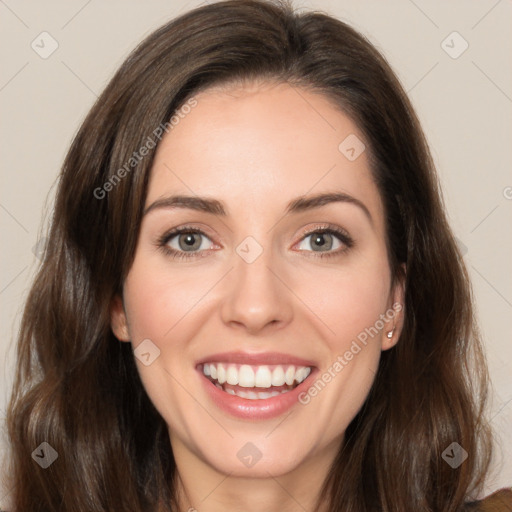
left=146, top=81, right=384, bottom=227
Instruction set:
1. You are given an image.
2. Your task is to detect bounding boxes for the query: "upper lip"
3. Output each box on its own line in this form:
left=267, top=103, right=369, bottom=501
left=196, top=351, right=316, bottom=367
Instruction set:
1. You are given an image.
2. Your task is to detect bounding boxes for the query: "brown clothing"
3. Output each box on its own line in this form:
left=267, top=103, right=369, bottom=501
left=466, top=488, right=512, bottom=511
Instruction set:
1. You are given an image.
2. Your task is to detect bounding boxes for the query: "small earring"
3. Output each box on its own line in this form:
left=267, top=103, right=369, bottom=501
left=386, top=329, right=394, bottom=339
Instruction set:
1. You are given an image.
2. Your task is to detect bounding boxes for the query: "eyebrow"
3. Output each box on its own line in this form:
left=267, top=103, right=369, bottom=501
left=143, top=191, right=372, bottom=223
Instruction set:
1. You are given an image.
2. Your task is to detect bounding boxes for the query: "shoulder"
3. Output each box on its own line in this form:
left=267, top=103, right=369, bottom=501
left=464, top=488, right=512, bottom=511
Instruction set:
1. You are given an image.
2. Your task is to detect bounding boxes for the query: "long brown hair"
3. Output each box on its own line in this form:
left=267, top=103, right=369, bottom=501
left=5, top=0, right=493, bottom=510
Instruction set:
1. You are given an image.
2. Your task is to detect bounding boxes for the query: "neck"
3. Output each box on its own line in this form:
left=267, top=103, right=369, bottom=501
left=171, top=438, right=338, bottom=512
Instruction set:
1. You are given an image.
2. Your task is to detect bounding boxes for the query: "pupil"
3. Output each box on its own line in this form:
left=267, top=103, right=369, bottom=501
left=313, top=233, right=331, bottom=250
left=315, top=235, right=325, bottom=246
left=180, top=233, right=200, bottom=250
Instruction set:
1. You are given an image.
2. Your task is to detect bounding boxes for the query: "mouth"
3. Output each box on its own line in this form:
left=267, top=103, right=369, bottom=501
left=201, top=362, right=312, bottom=400
left=196, top=354, right=317, bottom=420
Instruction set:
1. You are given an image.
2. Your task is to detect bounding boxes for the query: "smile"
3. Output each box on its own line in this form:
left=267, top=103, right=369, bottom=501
left=203, top=363, right=312, bottom=400
left=196, top=352, right=317, bottom=420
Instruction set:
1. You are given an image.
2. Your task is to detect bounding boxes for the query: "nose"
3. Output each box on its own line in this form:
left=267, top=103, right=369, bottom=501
left=219, top=247, right=293, bottom=335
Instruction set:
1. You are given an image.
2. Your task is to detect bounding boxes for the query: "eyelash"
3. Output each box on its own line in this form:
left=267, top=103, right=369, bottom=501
left=157, top=224, right=354, bottom=261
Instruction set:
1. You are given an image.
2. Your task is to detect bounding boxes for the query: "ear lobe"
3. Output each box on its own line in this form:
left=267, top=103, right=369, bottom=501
left=381, top=265, right=406, bottom=351
left=110, top=295, right=131, bottom=342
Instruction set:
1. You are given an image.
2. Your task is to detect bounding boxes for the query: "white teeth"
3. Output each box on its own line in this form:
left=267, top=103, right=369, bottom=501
left=255, top=366, right=272, bottom=387
left=271, top=366, right=285, bottom=386
left=298, top=367, right=311, bottom=382
left=203, top=362, right=313, bottom=389
left=217, top=363, right=226, bottom=384
left=238, top=365, right=255, bottom=387
left=226, top=365, right=238, bottom=385
left=285, top=366, right=295, bottom=386
left=232, top=389, right=283, bottom=400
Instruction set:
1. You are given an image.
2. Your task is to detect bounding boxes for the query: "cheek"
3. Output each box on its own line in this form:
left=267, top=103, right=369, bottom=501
left=120, top=259, right=212, bottom=429
left=122, top=257, right=215, bottom=341
left=292, top=257, right=391, bottom=348
left=292, top=260, right=390, bottom=435
left=123, top=243, right=391, bottom=351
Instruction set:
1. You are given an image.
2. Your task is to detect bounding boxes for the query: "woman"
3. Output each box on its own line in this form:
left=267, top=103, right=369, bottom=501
left=4, top=0, right=511, bottom=510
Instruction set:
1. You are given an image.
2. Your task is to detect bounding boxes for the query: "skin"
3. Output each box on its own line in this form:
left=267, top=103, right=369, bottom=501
left=111, top=80, right=404, bottom=512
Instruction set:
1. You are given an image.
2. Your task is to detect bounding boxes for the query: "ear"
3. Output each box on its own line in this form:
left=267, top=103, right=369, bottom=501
left=381, top=264, right=406, bottom=351
left=110, top=294, right=131, bottom=342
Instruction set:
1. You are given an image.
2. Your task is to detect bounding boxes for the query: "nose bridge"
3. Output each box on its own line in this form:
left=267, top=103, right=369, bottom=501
left=219, top=236, right=292, bottom=332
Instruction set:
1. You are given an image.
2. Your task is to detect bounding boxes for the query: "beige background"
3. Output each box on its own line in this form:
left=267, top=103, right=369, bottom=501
left=1, top=0, right=511, bottom=506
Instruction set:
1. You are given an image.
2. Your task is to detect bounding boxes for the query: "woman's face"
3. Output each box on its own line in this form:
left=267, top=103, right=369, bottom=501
left=111, top=81, right=404, bottom=480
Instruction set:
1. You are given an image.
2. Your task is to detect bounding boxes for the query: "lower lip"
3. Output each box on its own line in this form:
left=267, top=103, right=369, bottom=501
left=198, top=368, right=316, bottom=420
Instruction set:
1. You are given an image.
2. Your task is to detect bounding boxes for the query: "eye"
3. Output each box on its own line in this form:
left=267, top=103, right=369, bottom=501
left=158, top=226, right=215, bottom=260
left=295, top=226, right=354, bottom=259
left=157, top=224, right=354, bottom=261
